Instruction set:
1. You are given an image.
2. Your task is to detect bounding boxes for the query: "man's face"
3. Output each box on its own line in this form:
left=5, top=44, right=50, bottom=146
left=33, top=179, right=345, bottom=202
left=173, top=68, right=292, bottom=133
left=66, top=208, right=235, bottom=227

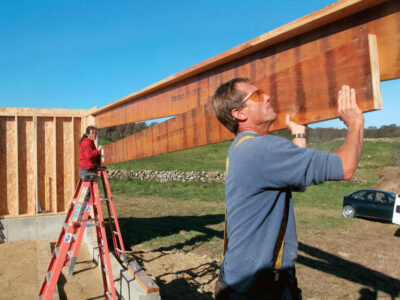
left=235, top=82, right=276, bottom=127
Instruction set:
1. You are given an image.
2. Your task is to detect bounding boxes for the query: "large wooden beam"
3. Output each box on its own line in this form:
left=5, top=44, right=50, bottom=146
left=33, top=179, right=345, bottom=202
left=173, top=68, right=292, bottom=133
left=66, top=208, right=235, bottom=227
left=93, top=0, right=399, bottom=129
left=102, top=35, right=381, bottom=165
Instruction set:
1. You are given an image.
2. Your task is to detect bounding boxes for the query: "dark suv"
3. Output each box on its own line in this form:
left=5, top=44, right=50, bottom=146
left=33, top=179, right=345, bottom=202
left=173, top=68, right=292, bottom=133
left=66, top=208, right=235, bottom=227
left=342, top=189, right=397, bottom=222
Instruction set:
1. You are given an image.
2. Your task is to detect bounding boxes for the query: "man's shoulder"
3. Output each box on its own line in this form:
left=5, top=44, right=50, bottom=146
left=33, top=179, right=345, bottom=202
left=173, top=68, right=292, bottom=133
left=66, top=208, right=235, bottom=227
left=230, top=132, right=293, bottom=155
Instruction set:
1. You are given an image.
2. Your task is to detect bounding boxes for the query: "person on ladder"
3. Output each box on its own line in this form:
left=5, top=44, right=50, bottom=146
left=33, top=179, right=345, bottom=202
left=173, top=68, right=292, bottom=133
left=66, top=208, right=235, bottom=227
left=79, top=125, right=102, bottom=178
left=79, top=126, right=102, bottom=213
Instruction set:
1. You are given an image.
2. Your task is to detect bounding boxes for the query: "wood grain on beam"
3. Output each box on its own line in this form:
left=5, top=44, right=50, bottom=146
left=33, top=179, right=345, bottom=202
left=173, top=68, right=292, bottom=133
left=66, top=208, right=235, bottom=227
left=102, top=35, right=380, bottom=165
left=93, top=0, right=398, bottom=129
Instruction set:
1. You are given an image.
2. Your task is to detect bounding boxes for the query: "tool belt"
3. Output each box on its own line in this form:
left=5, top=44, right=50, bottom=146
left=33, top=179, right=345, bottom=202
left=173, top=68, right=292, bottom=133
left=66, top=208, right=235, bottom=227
left=79, top=165, right=97, bottom=172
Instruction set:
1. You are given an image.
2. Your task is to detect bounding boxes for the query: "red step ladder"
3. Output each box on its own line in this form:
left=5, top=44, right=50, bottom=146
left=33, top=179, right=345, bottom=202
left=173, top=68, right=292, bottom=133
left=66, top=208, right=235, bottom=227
left=38, top=167, right=127, bottom=300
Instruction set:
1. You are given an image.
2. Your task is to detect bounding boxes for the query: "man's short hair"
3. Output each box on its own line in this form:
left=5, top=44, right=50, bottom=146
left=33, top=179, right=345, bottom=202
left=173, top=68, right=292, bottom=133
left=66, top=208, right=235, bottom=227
left=211, top=78, right=250, bottom=134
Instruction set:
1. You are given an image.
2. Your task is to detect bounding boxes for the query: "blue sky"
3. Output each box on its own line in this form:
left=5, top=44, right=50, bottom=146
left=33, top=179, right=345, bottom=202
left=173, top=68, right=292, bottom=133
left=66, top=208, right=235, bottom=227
left=0, top=0, right=398, bottom=128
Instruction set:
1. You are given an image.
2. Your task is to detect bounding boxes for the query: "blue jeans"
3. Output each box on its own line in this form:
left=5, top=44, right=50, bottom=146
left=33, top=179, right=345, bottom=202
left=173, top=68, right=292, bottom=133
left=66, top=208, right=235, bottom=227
left=78, top=171, right=92, bottom=216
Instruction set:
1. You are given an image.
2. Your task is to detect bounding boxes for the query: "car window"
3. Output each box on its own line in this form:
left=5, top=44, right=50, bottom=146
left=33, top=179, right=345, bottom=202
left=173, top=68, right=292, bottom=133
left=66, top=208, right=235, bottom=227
left=375, top=192, right=392, bottom=204
left=388, top=194, right=395, bottom=204
left=353, top=191, right=369, bottom=200
left=365, top=192, right=374, bottom=201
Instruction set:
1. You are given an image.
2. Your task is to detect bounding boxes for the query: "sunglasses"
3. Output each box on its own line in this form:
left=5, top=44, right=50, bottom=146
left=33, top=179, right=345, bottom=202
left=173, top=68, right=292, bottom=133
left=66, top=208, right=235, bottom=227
left=240, top=89, right=265, bottom=105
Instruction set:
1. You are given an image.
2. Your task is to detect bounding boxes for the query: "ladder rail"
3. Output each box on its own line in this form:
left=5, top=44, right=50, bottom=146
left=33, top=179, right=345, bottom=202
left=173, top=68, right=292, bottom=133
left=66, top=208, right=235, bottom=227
left=38, top=170, right=119, bottom=300
left=38, top=181, right=90, bottom=299
left=99, top=169, right=128, bottom=263
left=92, top=181, right=117, bottom=298
left=65, top=183, right=95, bottom=273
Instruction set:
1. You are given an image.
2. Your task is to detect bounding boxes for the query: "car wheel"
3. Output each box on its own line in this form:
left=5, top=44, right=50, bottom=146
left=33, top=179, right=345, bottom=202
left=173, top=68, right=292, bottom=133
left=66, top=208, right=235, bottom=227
left=343, top=205, right=355, bottom=218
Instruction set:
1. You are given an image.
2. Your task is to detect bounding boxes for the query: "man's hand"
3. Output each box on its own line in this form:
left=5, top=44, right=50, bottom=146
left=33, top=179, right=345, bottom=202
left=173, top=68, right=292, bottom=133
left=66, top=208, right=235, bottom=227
left=286, top=114, right=306, bottom=148
left=98, top=145, right=103, bottom=151
left=338, top=85, right=364, bottom=127
left=335, top=85, right=364, bottom=180
left=285, top=114, right=306, bottom=135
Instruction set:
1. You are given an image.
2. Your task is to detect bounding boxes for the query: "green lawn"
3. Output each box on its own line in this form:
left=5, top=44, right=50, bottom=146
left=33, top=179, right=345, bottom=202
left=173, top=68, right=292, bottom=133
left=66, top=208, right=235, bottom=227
left=109, top=141, right=231, bottom=172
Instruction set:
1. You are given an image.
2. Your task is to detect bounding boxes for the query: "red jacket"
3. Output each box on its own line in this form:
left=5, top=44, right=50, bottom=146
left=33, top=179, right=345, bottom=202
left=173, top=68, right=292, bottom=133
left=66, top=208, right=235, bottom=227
left=79, top=137, right=100, bottom=171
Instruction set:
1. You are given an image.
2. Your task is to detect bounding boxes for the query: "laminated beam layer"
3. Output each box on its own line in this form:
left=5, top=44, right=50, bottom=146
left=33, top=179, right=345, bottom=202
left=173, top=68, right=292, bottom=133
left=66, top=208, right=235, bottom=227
left=102, top=35, right=381, bottom=165
left=93, top=0, right=399, bottom=129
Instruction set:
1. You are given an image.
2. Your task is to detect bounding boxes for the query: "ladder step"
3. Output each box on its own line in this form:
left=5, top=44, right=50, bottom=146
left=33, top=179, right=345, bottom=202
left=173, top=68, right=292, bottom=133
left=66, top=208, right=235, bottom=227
left=63, top=222, right=68, bottom=230
left=46, top=271, right=52, bottom=282
left=100, top=197, right=109, bottom=201
left=55, top=247, right=60, bottom=257
left=67, top=251, right=73, bottom=258
left=73, top=234, right=78, bottom=240
left=81, top=223, right=98, bottom=228
left=116, top=248, right=123, bottom=254
left=105, top=291, right=112, bottom=299
left=77, top=218, right=91, bottom=222
left=38, top=296, right=44, bottom=300
left=113, top=231, right=118, bottom=235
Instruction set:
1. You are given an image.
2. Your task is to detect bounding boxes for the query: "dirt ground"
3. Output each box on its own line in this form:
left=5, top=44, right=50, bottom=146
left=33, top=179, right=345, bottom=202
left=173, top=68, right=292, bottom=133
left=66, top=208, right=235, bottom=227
left=128, top=171, right=400, bottom=299
left=0, top=240, right=105, bottom=300
left=128, top=214, right=400, bottom=300
left=0, top=171, right=399, bottom=300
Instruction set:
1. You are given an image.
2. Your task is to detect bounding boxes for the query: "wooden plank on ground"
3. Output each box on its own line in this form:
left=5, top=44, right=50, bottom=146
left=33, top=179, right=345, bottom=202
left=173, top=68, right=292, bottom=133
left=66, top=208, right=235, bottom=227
left=101, top=34, right=381, bottom=165
left=128, top=262, right=160, bottom=294
left=92, top=0, right=399, bottom=129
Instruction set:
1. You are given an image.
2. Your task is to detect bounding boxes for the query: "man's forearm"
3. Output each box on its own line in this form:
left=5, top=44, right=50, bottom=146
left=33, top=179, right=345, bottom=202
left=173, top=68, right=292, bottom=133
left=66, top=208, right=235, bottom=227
left=335, top=120, right=364, bottom=180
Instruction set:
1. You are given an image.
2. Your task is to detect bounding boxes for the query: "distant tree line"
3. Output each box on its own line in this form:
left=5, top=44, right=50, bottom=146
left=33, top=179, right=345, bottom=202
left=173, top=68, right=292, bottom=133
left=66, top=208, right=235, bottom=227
left=98, top=121, right=157, bottom=142
left=99, top=122, right=400, bottom=143
left=272, top=124, right=400, bottom=143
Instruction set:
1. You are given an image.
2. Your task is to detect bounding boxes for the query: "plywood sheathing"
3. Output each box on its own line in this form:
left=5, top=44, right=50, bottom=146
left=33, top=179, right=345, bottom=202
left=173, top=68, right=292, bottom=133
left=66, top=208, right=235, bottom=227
left=92, top=0, right=399, bottom=129
left=102, top=34, right=381, bottom=165
left=18, top=117, right=36, bottom=215
left=0, top=117, right=17, bottom=215
left=0, top=107, right=91, bottom=217
left=56, top=117, right=74, bottom=212
left=73, top=118, right=82, bottom=187
left=37, top=118, right=55, bottom=212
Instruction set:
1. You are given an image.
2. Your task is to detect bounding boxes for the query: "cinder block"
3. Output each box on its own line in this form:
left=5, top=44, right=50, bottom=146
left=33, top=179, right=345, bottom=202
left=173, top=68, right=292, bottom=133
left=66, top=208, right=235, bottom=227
left=2, top=215, right=66, bottom=241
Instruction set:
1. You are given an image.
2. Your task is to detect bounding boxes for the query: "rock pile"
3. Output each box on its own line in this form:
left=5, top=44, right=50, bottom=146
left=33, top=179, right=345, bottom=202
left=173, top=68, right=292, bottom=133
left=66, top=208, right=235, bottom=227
left=106, top=169, right=226, bottom=183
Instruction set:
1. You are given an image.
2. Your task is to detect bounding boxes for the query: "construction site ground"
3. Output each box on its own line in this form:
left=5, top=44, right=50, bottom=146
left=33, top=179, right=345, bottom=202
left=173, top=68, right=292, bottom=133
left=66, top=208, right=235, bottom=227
left=1, top=170, right=399, bottom=299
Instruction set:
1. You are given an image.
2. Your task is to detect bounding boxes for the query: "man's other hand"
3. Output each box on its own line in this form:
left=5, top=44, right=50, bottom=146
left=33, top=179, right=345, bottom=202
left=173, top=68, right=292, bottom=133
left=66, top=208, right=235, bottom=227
left=338, top=85, right=364, bottom=128
left=285, top=114, right=306, bottom=135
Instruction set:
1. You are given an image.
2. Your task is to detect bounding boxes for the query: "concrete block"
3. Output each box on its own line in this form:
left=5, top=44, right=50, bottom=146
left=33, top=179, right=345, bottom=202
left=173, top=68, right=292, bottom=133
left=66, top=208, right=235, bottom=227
left=2, top=215, right=66, bottom=241
left=84, top=226, right=160, bottom=300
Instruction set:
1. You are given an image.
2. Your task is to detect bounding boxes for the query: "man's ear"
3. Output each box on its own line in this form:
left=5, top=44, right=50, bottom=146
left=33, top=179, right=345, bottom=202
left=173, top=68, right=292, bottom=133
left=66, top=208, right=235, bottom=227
left=231, top=107, right=247, bottom=121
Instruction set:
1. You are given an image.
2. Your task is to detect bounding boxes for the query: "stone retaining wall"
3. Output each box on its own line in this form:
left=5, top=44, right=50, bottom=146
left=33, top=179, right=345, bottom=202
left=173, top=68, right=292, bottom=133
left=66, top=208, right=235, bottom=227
left=106, top=169, right=226, bottom=183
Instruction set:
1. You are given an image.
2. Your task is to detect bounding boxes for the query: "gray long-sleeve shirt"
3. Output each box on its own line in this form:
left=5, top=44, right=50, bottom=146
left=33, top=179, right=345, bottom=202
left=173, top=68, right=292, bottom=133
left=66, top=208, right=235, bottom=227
left=221, top=131, right=343, bottom=294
